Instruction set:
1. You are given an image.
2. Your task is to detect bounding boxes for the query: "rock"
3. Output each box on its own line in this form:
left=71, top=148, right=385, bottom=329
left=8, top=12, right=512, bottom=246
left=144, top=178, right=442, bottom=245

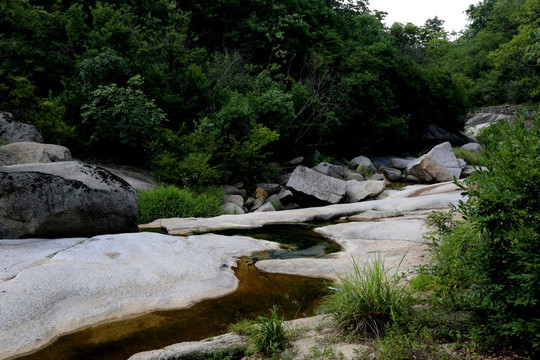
left=245, top=197, right=264, bottom=211
left=129, top=333, right=247, bottom=360
left=345, top=180, right=386, bottom=202
left=224, top=194, right=244, bottom=208
left=255, top=183, right=281, bottom=195
left=389, top=157, right=414, bottom=170
left=255, top=202, right=276, bottom=212
left=349, top=156, right=377, bottom=173
left=0, top=142, right=71, bottom=166
left=457, top=158, right=467, bottom=169
left=312, top=162, right=345, bottom=179
left=368, top=173, right=384, bottom=181
left=464, top=112, right=512, bottom=138
left=278, top=173, right=292, bottom=185
left=101, top=166, right=158, bottom=191
left=382, top=168, right=402, bottom=182
left=283, top=203, right=301, bottom=210
left=0, top=113, right=44, bottom=144
left=370, top=156, right=393, bottom=170
left=255, top=187, right=268, bottom=199
left=461, top=165, right=488, bottom=178
left=344, top=168, right=365, bottom=182
left=406, top=174, right=421, bottom=183
left=287, top=156, right=304, bottom=165
left=266, top=194, right=283, bottom=210
left=406, top=142, right=462, bottom=182
left=461, top=142, right=482, bottom=151
left=418, top=123, right=469, bottom=147
left=220, top=185, right=243, bottom=196
left=276, top=188, right=293, bottom=204
left=0, top=232, right=279, bottom=359
left=286, top=166, right=347, bottom=204
left=0, top=161, right=138, bottom=239
left=222, top=202, right=245, bottom=215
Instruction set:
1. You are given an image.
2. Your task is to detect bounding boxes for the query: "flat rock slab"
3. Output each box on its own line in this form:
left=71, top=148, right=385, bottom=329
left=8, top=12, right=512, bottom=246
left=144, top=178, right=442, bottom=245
left=150, top=191, right=463, bottom=235
left=0, top=232, right=279, bottom=360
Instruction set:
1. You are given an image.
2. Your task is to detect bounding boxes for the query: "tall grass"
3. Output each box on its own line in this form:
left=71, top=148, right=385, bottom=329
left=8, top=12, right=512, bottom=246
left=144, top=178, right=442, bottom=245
left=320, top=254, right=413, bottom=338
left=138, top=185, right=224, bottom=224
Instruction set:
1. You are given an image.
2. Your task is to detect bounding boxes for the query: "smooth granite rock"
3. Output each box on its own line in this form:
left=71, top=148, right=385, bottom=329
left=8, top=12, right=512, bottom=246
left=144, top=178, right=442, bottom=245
left=0, top=142, right=72, bottom=165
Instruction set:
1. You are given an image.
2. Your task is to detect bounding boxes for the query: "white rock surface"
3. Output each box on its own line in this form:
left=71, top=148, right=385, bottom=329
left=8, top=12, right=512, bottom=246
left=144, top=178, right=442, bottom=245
left=407, top=142, right=462, bottom=182
left=0, top=232, right=279, bottom=360
left=345, top=180, right=386, bottom=202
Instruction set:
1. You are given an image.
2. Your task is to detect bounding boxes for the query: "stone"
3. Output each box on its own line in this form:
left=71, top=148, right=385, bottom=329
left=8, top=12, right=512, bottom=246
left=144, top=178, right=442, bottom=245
left=312, top=162, right=345, bottom=179
left=255, top=202, right=276, bottom=212
left=0, top=142, right=71, bottom=166
left=345, top=180, right=386, bottom=202
left=461, top=142, right=483, bottom=151
left=349, top=156, right=377, bottom=173
left=245, top=197, right=264, bottom=211
left=368, top=173, right=384, bottom=181
left=0, top=161, right=138, bottom=239
left=0, top=232, right=279, bottom=359
left=222, top=202, right=245, bottom=215
left=286, top=166, right=347, bottom=204
left=224, top=194, right=244, bottom=208
left=255, top=183, right=281, bottom=195
left=457, top=158, right=467, bottom=169
left=418, top=123, right=469, bottom=147
left=276, top=188, right=293, bottom=204
left=0, top=113, right=44, bottom=144
left=389, top=157, right=414, bottom=170
left=283, top=203, right=301, bottom=210
left=220, top=185, right=243, bottom=196
left=370, top=156, right=393, bottom=170
left=266, top=194, right=283, bottom=210
left=287, top=156, right=304, bottom=165
left=382, top=168, right=402, bottom=182
left=255, top=187, right=268, bottom=199
left=406, top=174, right=421, bottom=183
left=406, top=142, right=462, bottom=182
left=461, top=165, right=488, bottom=178
left=344, top=168, right=365, bottom=182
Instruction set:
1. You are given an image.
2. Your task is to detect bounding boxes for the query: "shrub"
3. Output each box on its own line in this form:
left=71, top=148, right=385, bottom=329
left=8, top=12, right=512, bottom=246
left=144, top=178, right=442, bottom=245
left=320, top=254, right=414, bottom=338
left=452, top=147, right=486, bottom=166
left=137, top=185, right=223, bottom=224
left=456, top=112, right=540, bottom=350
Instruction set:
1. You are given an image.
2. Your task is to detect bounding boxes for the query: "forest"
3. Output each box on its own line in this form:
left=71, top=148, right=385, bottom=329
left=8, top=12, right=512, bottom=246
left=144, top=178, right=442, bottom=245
left=1, top=0, right=539, bottom=186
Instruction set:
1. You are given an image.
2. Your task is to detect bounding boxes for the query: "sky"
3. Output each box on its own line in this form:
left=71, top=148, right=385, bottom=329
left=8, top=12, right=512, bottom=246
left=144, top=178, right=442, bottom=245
left=368, top=0, right=478, bottom=34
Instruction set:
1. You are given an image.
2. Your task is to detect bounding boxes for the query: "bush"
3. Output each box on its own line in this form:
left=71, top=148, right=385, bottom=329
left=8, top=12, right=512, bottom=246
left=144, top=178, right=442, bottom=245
left=452, top=147, right=486, bottom=167
left=137, top=185, right=223, bottom=224
left=320, top=255, right=414, bottom=338
left=456, top=113, right=540, bottom=350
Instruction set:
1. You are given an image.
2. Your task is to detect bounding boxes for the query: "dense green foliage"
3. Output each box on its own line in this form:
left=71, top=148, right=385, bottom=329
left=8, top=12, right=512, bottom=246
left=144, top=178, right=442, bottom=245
left=422, top=113, right=540, bottom=351
left=137, top=185, right=224, bottom=224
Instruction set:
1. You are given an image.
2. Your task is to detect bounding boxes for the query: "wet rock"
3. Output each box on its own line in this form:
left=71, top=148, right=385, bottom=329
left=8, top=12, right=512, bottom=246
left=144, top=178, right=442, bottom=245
left=407, top=142, right=462, bottom=182
left=0, top=161, right=138, bottom=239
left=0, top=142, right=71, bottom=165
left=287, top=166, right=347, bottom=204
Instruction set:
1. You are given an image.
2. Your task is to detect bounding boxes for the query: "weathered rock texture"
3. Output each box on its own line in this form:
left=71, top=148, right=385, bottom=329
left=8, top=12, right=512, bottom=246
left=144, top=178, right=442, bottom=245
left=407, top=142, right=462, bottom=182
left=0, top=142, right=71, bottom=165
left=287, top=165, right=347, bottom=204
left=345, top=180, right=385, bottom=202
left=0, top=161, right=138, bottom=238
left=0, top=112, right=44, bottom=143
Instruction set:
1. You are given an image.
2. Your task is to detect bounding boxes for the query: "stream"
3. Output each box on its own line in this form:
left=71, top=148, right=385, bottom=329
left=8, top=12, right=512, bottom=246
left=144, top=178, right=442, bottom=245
left=16, top=225, right=339, bottom=360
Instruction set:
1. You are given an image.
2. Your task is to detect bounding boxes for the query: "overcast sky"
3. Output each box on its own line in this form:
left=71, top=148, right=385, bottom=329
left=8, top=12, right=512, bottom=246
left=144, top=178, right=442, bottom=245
left=368, top=0, right=478, bottom=33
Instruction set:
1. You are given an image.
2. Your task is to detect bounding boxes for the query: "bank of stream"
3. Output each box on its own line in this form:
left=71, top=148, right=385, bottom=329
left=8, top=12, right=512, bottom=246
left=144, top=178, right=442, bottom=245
left=16, top=225, right=338, bottom=360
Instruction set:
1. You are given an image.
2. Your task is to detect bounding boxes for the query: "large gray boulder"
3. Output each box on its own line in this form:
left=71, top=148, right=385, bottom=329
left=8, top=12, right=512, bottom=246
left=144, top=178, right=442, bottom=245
left=345, top=180, right=386, bottom=202
left=0, top=112, right=44, bottom=144
left=406, top=142, right=462, bottom=182
left=286, top=166, right=347, bottom=204
left=0, top=161, right=138, bottom=239
left=0, top=142, right=71, bottom=165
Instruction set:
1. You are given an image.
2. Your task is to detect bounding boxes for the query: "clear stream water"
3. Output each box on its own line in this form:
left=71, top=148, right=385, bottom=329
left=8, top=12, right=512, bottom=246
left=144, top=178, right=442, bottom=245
left=17, top=225, right=339, bottom=360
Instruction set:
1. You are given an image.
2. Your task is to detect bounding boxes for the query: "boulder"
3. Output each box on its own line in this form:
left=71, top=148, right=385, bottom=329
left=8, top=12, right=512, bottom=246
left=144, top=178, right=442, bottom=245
left=389, top=157, right=414, bottom=170
left=286, top=166, right=347, bottom=204
left=0, top=161, right=138, bottom=239
left=406, top=142, right=462, bottom=182
left=255, top=202, right=276, bottom=212
left=344, top=168, right=365, bottom=182
left=461, top=142, right=483, bottom=151
left=345, top=180, right=386, bottom=202
left=349, top=156, right=377, bottom=173
left=368, top=173, right=384, bottom=181
left=287, top=156, right=304, bottom=166
left=266, top=194, right=283, bottom=210
left=457, top=158, right=467, bottom=169
left=0, top=142, right=71, bottom=166
left=418, top=123, right=470, bottom=147
left=370, top=156, right=393, bottom=170
left=223, top=194, right=244, bottom=208
left=245, top=197, right=264, bottom=211
left=222, top=202, right=245, bottom=215
left=0, top=113, right=44, bottom=144
left=382, top=168, right=402, bottom=182
left=220, top=185, right=243, bottom=196
left=406, top=174, right=421, bottom=183
left=312, top=162, right=345, bottom=179
left=276, top=188, right=294, bottom=204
